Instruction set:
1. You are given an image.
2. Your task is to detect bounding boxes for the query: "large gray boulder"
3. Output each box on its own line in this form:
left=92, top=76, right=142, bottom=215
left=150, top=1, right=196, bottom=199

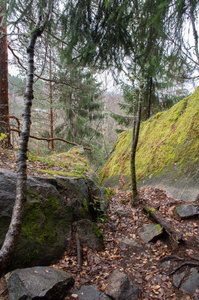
left=0, top=169, right=107, bottom=272
left=6, top=266, right=74, bottom=300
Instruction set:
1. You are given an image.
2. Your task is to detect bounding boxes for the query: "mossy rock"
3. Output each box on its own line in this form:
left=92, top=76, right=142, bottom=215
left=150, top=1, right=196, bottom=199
left=0, top=168, right=108, bottom=272
left=99, top=87, right=199, bottom=200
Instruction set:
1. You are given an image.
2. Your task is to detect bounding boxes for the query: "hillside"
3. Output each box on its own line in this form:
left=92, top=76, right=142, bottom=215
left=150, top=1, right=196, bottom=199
left=99, top=87, right=199, bottom=201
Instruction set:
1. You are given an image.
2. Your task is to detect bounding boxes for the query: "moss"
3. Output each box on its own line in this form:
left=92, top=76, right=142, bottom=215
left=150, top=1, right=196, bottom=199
left=82, top=197, right=89, bottom=214
left=28, top=149, right=93, bottom=179
left=155, top=224, right=162, bottom=231
left=13, top=191, right=73, bottom=267
left=99, top=87, right=199, bottom=186
left=94, top=225, right=104, bottom=242
left=148, top=207, right=156, bottom=212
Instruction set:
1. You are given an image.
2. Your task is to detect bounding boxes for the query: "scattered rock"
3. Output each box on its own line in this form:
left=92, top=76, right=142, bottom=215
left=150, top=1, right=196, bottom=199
left=116, top=207, right=130, bottom=218
left=72, top=285, right=111, bottom=300
left=76, top=219, right=104, bottom=251
left=173, top=271, right=186, bottom=288
left=138, top=223, right=163, bottom=243
left=180, top=268, right=199, bottom=294
left=6, top=266, right=74, bottom=300
left=105, top=269, right=140, bottom=300
left=118, top=238, right=139, bottom=248
left=174, top=204, right=199, bottom=219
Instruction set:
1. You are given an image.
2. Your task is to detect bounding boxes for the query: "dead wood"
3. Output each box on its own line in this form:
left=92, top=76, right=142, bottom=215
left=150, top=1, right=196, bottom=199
left=10, top=128, right=91, bottom=151
left=169, top=262, right=199, bottom=275
left=144, top=205, right=184, bottom=249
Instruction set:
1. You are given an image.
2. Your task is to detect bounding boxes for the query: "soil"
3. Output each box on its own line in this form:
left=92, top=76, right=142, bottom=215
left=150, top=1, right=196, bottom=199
left=0, top=149, right=199, bottom=299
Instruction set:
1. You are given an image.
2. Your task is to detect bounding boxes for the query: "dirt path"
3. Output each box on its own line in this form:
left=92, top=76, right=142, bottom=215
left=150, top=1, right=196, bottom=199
left=55, top=187, right=199, bottom=299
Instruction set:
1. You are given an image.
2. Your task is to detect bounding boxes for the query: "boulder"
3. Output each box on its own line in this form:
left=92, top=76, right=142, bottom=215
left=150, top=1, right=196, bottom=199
left=138, top=223, right=163, bottom=243
left=174, top=204, right=199, bottom=219
left=6, top=266, right=74, bottom=300
left=72, top=285, right=111, bottom=300
left=99, top=87, right=199, bottom=202
left=180, top=268, right=199, bottom=294
left=105, top=269, right=140, bottom=300
left=0, top=168, right=106, bottom=272
left=76, top=219, right=104, bottom=251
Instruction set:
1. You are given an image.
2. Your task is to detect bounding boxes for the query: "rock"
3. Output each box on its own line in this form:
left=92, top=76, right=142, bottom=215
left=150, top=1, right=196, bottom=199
left=72, top=285, right=111, bottom=300
left=6, top=266, right=74, bottom=300
left=118, top=238, right=138, bottom=248
left=173, top=271, right=186, bottom=288
left=0, top=169, right=106, bottom=272
left=105, top=269, right=140, bottom=300
left=87, top=172, right=109, bottom=215
left=76, top=219, right=104, bottom=251
left=116, top=207, right=130, bottom=218
left=138, top=223, right=163, bottom=243
left=180, top=268, right=199, bottom=294
left=0, top=169, right=73, bottom=271
left=99, top=87, right=199, bottom=202
left=174, top=204, right=199, bottom=219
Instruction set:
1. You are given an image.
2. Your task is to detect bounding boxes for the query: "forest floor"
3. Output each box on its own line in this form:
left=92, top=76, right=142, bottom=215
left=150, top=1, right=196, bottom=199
left=58, top=188, right=199, bottom=300
left=1, top=148, right=199, bottom=299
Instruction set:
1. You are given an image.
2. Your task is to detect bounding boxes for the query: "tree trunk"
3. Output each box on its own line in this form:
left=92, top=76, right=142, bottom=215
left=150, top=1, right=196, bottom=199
left=0, top=12, right=10, bottom=147
left=49, top=47, right=54, bottom=150
left=0, top=26, right=44, bottom=277
left=131, top=82, right=143, bottom=204
left=147, top=77, right=153, bottom=119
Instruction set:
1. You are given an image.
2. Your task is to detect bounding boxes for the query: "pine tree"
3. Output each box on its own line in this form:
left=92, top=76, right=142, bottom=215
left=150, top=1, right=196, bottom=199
left=55, top=64, right=104, bottom=148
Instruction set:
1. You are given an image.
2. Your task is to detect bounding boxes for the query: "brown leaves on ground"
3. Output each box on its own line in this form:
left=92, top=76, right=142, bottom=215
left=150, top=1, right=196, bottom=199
left=1, top=149, right=198, bottom=299
left=53, top=188, right=199, bottom=300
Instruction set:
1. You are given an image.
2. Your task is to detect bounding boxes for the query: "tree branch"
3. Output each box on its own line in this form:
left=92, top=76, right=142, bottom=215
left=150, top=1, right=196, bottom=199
left=10, top=128, right=91, bottom=151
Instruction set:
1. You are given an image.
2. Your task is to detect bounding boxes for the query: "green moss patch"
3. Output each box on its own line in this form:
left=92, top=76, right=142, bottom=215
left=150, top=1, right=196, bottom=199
left=99, top=87, right=199, bottom=188
left=28, top=147, right=93, bottom=178
left=12, top=190, right=73, bottom=269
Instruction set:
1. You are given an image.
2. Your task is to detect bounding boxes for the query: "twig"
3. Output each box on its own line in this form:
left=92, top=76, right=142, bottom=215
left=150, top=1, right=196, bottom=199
left=160, top=255, right=184, bottom=262
left=169, top=262, right=199, bottom=275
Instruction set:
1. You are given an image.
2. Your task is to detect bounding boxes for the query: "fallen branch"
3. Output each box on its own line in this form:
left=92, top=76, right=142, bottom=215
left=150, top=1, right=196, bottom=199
left=143, top=205, right=184, bottom=249
left=169, top=262, right=199, bottom=275
left=10, top=128, right=91, bottom=151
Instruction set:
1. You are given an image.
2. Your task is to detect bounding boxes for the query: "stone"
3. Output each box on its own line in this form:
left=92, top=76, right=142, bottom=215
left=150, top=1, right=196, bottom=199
left=76, top=219, right=104, bottom=251
left=116, top=207, right=130, bottom=218
left=0, top=169, right=106, bottom=272
left=173, top=271, right=186, bottom=288
left=105, top=269, right=140, bottom=300
left=174, top=204, right=199, bottom=219
left=180, top=268, right=199, bottom=294
left=138, top=223, right=163, bottom=243
left=72, top=285, right=111, bottom=300
left=6, top=266, right=74, bottom=300
left=118, top=238, right=138, bottom=248
left=87, top=172, right=109, bottom=214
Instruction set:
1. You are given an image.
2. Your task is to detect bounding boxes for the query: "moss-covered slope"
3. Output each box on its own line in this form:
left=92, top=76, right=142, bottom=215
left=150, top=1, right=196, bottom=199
left=99, top=87, right=199, bottom=200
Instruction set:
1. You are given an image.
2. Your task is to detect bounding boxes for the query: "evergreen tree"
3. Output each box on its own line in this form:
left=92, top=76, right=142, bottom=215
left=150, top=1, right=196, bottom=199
left=55, top=64, right=104, bottom=148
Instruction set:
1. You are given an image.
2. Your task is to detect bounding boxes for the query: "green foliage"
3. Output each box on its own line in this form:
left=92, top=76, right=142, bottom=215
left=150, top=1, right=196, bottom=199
left=0, top=133, right=7, bottom=141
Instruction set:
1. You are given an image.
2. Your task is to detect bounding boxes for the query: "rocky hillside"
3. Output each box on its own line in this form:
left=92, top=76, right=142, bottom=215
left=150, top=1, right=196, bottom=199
left=99, top=87, right=199, bottom=201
